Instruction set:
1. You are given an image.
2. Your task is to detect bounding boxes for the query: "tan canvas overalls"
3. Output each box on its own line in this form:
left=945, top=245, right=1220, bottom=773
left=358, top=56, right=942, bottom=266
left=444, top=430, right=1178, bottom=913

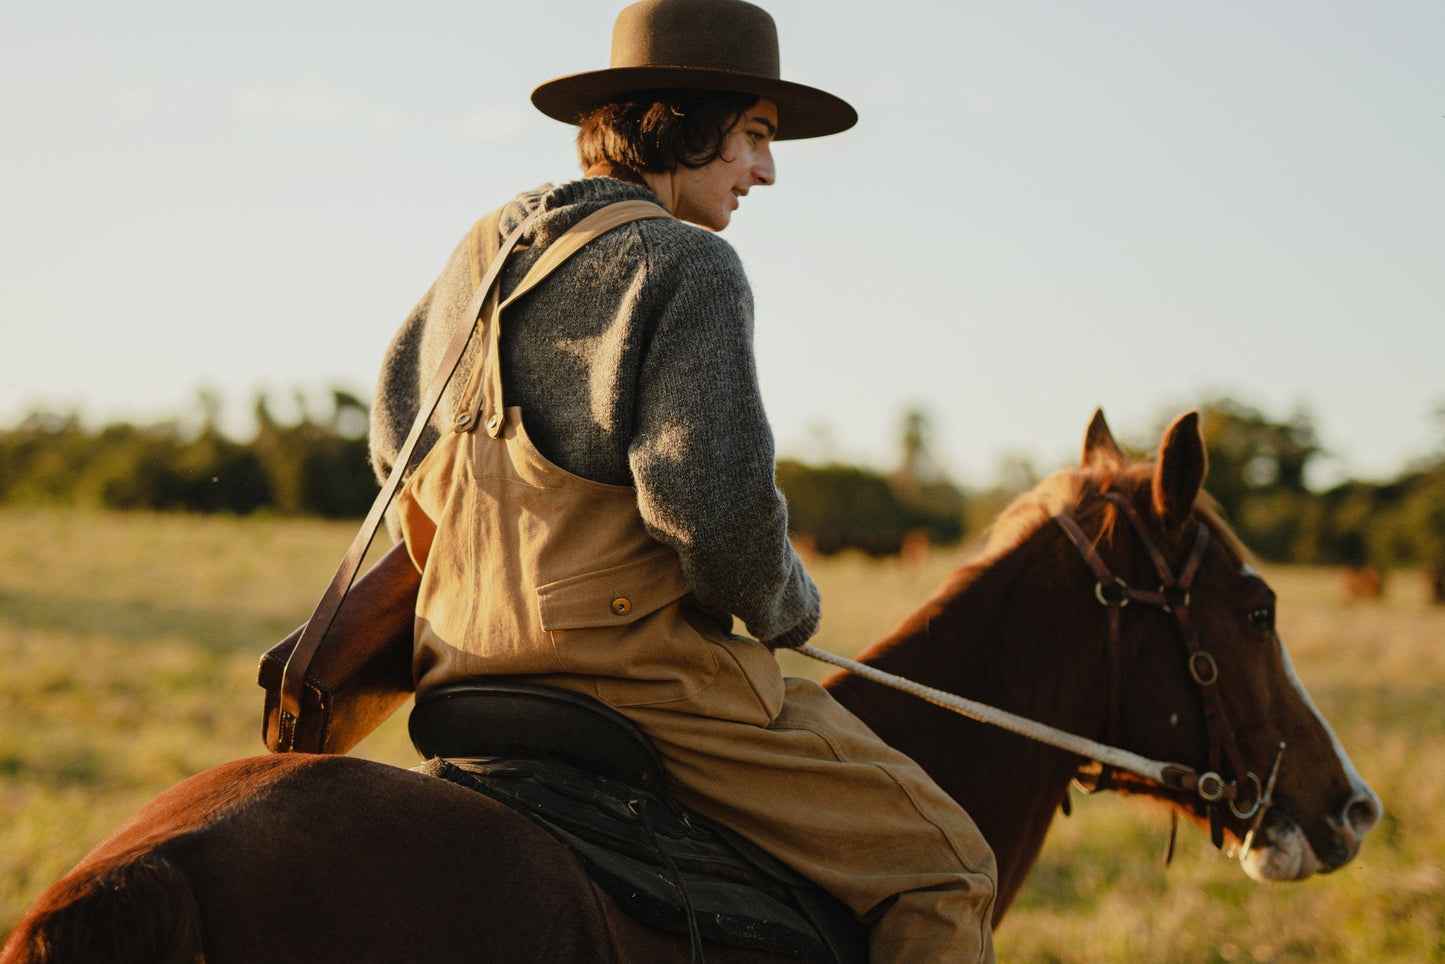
left=393, top=201, right=998, bottom=963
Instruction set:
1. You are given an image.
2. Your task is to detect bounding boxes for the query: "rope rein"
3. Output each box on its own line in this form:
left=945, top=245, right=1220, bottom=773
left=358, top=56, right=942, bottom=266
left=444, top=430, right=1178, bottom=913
left=793, top=643, right=1192, bottom=790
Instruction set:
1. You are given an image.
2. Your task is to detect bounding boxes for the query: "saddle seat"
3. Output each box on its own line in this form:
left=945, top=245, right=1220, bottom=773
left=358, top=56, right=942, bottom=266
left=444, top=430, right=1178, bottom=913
left=409, top=681, right=864, bottom=964
left=410, top=680, right=668, bottom=791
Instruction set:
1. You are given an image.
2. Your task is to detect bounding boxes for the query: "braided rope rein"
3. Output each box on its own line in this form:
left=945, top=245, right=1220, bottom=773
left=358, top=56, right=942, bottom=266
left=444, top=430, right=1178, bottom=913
left=793, top=643, right=1193, bottom=791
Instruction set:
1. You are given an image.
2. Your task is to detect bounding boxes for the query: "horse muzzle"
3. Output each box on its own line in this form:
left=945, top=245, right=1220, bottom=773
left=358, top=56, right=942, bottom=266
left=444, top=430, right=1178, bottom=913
left=1236, top=782, right=1381, bottom=881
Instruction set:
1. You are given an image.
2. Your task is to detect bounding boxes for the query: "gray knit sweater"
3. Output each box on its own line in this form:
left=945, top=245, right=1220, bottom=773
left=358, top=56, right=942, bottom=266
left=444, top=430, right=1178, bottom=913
left=370, top=177, right=820, bottom=648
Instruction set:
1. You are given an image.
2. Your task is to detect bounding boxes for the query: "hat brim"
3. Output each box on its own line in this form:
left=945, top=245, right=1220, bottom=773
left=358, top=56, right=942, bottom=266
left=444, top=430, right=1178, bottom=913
left=531, top=66, right=857, bottom=141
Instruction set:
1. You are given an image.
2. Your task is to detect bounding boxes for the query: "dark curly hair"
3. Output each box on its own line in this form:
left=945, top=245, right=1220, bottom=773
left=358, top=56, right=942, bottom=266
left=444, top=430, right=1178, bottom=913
left=576, top=90, right=760, bottom=175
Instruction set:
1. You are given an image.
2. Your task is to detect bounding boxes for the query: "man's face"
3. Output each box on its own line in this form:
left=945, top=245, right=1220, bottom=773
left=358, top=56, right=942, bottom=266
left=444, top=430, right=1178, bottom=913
left=670, top=99, right=778, bottom=231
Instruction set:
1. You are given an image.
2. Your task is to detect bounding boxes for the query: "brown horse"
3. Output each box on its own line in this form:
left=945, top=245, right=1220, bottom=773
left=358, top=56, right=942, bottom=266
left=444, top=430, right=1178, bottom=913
left=1, top=411, right=1380, bottom=963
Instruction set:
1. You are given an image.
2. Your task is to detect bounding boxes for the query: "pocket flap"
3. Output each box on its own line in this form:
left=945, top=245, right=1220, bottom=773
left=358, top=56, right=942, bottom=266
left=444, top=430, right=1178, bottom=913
left=537, top=550, right=693, bottom=631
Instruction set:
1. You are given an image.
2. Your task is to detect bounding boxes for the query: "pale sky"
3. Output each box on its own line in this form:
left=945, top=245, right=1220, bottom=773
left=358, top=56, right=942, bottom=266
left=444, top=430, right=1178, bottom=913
left=2, top=0, right=1441, bottom=488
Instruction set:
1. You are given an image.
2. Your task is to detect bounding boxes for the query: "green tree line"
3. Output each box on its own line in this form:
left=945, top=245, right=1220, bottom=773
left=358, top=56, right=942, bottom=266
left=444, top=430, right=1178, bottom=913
left=2, top=393, right=1443, bottom=573
left=1188, top=398, right=1445, bottom=574
left=0, top=390, right=377, bottom=519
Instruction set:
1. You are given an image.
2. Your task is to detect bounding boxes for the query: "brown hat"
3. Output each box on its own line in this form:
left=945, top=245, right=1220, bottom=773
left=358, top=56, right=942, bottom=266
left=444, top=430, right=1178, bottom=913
left=531, top=0, right=857, bottom=140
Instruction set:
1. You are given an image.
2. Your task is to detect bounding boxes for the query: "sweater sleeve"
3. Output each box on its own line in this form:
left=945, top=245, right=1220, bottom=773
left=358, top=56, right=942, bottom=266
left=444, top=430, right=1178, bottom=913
left=626, top=229, right=820, bottom=648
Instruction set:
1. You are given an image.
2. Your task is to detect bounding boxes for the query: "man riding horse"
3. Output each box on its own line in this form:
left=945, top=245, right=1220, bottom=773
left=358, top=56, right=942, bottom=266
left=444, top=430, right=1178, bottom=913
left=369, top=0, right=999, bottom=959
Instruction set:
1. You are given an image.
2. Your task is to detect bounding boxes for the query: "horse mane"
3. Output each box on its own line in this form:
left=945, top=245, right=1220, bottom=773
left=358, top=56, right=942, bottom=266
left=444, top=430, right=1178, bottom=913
left=963, top=457, right=1252, bottom=574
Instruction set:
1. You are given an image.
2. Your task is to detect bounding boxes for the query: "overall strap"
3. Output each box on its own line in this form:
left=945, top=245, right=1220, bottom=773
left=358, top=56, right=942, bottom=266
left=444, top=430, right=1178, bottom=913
left=467, top=208, right=505, bottom=292
left=469, top=199, right=673, bottom=438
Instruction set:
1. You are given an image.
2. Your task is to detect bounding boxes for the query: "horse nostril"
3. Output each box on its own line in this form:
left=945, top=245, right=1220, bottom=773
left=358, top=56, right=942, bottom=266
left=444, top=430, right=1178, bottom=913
left=1345, top=793, right=1381, bottom=837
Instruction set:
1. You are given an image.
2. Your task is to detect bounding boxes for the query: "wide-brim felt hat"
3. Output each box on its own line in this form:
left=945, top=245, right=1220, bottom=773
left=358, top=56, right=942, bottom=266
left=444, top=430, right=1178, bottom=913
left=531, top=0, right=857, bottom=141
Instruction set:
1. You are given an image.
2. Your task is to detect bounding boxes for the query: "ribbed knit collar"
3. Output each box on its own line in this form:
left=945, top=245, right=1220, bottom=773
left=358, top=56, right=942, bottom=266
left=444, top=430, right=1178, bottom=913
left=500, top=177, right=667, bottom=247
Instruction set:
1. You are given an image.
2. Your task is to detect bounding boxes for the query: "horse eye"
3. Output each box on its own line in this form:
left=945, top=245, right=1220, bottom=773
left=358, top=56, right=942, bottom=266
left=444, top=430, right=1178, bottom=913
left=1248, top=606, right=1275, bottom=632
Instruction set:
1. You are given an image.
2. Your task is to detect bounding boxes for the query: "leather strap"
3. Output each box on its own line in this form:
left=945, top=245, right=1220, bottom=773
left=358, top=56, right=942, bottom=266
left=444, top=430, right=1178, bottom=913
left=1056, top=493, right=1260, bottom=847
left=269, top=210, right=536, bottom=749
left=271, top=200, right=671, bottom=750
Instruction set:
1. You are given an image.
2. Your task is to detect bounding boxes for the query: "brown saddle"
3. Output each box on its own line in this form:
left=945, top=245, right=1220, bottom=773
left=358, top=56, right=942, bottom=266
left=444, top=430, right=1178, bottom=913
left=410, top=682, right=866, bottom=964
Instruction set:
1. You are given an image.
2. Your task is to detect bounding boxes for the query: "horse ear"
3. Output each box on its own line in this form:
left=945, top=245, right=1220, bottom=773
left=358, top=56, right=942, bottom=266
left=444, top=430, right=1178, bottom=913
left=1081, top=408, right=1127, bottom=468
left=1152, top=411, right=1207, bottom=527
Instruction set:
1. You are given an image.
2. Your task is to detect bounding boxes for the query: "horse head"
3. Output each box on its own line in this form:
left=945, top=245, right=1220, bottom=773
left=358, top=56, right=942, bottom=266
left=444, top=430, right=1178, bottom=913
left=838, top=408, right=1384, bottom=916
left=1051, top=409, right=1381, bottom=881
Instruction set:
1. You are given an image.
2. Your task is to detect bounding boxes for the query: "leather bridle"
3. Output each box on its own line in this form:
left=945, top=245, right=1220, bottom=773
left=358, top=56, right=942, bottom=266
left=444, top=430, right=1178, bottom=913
left=799, top=488, right=1289, bottom=857
left=1054, top=491, right=1264, bottom=847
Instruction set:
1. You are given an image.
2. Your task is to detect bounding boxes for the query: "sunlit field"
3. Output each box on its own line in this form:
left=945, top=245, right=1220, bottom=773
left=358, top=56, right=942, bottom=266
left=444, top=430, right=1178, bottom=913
left=1, top=508, right=1441, bottom=961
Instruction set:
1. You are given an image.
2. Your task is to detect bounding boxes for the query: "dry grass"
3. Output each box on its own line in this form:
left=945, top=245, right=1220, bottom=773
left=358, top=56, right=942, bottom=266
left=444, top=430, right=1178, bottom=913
left=1, top=509, right=1440, bottom=960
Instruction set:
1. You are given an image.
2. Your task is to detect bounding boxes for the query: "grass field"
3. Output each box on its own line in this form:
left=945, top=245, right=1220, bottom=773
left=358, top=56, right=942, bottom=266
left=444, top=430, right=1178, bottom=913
left=1, top=507, right=1442, bottom=961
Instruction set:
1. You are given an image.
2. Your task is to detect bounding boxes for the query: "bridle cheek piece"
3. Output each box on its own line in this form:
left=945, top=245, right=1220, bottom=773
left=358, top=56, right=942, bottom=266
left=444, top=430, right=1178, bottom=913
left=1054, top=492, right=1271, bottom=849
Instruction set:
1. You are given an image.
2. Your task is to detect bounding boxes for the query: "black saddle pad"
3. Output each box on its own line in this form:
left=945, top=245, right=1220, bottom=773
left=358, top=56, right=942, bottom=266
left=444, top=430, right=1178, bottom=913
left=419, top=755, right=866, bottom=963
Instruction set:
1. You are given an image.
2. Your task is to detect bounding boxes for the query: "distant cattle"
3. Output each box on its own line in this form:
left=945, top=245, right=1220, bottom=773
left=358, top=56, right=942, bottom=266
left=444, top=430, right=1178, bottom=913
left=899, top=529, right=932, bottom=567
left=1340, top=564, right=1384, bottom=601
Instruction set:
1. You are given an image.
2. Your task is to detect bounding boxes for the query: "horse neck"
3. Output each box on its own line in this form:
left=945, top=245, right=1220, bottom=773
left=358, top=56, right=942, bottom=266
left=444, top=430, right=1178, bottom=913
left=824, top=524, right=1109, bottom=919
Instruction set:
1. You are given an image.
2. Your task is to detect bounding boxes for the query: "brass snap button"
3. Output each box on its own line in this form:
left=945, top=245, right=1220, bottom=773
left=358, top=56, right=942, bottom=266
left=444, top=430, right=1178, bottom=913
left=610, top=597, right=631, bottom=616
left=486, top=413, right=502, bottom=433
left=453, top=411, right=473, bottom=430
